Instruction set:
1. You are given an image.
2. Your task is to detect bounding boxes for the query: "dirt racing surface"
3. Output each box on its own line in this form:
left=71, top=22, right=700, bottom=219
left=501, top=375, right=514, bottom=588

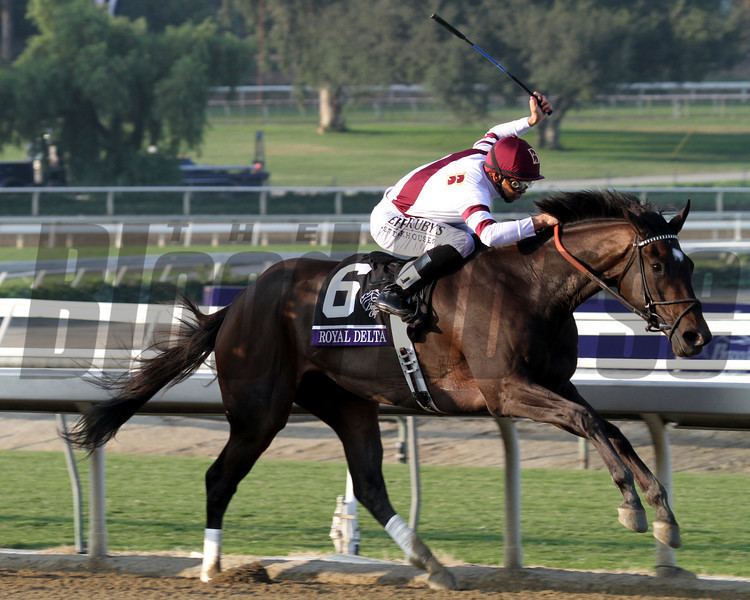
left=2, top=552, right=750, bottom=600
left=3, top=413, right=750, bottom=472
left=2, top=414, right=750, bottom=599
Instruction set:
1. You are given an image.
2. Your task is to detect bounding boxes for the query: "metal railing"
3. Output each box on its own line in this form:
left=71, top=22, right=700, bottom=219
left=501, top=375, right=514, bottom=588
left=206, top=83, right=750, bottom=115
left=1, top=185, right=750, bottom=218
left=1, top=298, right=749, bottom=572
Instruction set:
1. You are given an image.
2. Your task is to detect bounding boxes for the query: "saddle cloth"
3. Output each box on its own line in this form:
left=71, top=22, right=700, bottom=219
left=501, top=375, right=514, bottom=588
left=311, top=252, right=403, bottom=347
left=312, top=252, right=442, bottom=412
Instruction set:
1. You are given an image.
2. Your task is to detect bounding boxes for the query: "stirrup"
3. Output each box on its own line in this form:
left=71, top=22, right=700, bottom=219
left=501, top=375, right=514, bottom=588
left=374, top=284, right=416, bottom=318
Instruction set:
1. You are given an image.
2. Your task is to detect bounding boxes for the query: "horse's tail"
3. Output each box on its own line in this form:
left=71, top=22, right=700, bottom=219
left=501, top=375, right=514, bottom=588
left=65, top=298, right=229, bottom=452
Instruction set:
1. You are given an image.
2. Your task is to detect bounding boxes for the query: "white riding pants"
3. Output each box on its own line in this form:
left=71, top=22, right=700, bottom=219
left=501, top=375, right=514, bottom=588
left=370, top=200, right=476, bottom=259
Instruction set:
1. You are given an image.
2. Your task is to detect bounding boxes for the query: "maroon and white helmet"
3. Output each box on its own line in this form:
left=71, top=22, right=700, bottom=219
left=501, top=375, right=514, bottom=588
left=485, top=136, right=544, bottom=181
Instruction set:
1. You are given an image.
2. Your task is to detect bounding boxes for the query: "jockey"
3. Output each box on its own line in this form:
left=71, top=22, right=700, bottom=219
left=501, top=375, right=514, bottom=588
left=371, top=92, right=559, bottom=319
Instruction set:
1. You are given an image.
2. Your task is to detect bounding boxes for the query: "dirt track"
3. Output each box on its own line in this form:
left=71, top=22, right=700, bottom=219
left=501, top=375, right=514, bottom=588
left=2, top=552, right=750, bottom=600
left=2, top=414, right=750, bottom=599
left=3, top=413, right=750, bottom=472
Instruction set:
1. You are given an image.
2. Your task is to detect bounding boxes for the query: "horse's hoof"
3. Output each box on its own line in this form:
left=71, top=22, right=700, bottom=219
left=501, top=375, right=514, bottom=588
left=655, top=565, right=695, bottom=579
left=653, top=520, right=681, bottom=548
left=426, top=568, right=458, bottom=591
left=200, top=563, right=221, bottom=583
left=618, top=506, right=648, bottom=533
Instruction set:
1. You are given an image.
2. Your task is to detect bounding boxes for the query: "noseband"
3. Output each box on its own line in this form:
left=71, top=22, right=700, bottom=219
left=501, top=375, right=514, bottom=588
left=553, top=224, right=701, bottom=339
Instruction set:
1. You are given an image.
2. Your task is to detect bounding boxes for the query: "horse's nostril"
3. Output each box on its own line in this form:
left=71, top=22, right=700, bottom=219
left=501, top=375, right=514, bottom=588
left=682, top=330, right=703, bottom=347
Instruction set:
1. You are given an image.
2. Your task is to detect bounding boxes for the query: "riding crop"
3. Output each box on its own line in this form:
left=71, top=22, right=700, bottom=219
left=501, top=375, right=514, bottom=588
left=430, top=13, right=552, bottom=115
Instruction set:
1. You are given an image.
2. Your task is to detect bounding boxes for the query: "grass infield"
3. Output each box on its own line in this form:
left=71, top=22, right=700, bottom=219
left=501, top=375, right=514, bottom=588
left=198, top=105, right=750, bottom=186
left=1, top=105, right=749, bottom=187
left=1, top=450, right=748, bottom=577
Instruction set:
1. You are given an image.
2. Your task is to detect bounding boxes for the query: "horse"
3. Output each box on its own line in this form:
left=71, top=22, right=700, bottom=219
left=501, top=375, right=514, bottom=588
left=67, top=190, right=711, bottom=590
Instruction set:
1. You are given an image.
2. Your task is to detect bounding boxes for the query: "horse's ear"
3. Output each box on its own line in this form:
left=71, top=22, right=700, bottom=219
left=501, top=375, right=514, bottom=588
left=623, top=208, right=644, bottom=234
left=668, top=200, right=691, bottom=234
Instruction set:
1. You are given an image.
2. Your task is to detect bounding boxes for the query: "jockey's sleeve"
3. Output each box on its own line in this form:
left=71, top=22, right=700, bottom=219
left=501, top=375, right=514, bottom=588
left=462, top=204, right=536, bottom=247
left=473, top=117, right=532, bottom=151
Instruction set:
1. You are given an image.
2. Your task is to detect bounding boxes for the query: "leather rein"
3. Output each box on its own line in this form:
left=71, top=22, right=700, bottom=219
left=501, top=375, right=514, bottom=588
left=553, top=224, right=701, bottom=339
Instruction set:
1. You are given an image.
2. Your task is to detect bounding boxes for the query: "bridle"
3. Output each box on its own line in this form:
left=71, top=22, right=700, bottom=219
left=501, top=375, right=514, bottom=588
left=553, top=224, right=701, bottom=339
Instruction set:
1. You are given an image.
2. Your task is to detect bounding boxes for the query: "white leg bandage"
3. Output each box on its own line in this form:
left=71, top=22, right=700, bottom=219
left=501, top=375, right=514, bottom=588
left=200, top=528, right=222, bottom=582
left=385, top=514, right=416, bottom=558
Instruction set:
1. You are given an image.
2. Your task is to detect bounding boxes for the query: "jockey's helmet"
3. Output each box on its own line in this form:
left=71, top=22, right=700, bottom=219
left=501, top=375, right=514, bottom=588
left=485, top=136, right=544, bottom=181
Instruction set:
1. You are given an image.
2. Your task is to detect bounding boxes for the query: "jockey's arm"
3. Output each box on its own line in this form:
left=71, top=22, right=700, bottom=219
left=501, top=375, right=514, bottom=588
left=473, top=93, right=552, bottom=150
left=473, top=117, right=531, bottom=151
left=460, top=202, right=536, bottom=247
left=478, top=217, right=536, bottom=247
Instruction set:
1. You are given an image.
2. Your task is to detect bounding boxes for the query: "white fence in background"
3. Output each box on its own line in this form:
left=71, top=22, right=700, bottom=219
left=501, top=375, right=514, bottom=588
left=0, top=186, right=749, bottom=218
left=206, top=82, right=750, bottom=115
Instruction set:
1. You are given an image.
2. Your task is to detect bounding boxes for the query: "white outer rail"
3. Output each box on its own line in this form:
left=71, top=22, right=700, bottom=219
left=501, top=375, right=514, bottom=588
left=1, top=298, right=749, bottom=572
left=0, top=185, right=748, bottom=217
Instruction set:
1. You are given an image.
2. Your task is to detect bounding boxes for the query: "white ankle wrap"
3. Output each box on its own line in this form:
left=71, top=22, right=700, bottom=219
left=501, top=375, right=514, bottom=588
left=385, top=514, right=415, bottom=557
left=203, top=528, right=222, bottom=564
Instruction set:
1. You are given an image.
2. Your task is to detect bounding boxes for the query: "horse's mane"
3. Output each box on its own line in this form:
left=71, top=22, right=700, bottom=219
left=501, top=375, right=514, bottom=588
left=534, top=190, right=655, bottom=225
left=514, top=190, right=669, bottom=255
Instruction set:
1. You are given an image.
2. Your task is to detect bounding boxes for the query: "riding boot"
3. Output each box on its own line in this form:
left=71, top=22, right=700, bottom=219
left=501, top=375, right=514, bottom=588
left=375, top=245, right=465, bottom=319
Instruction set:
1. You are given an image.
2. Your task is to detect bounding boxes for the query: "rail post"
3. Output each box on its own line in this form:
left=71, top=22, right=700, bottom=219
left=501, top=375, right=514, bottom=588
left=406, top=416, right=420, bottom=531
left=88, top=445, right=108, bottom=560
left=641, top=414, right=680, bottom=576
left=182, top=191, right=192, bottom=216
left=495, top=417, right=522, bottom=569
left=56, top=414, right=86, bottom=553
left=106, top=191, right=115, bottom=216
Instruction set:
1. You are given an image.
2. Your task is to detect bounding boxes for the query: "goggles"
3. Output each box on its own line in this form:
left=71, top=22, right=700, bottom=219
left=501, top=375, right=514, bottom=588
left=507, top=178, right=532, bottom=192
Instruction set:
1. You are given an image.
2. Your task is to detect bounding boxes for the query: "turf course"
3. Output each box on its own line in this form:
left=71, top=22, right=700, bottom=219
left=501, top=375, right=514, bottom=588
left=197, top=104, right=750, bottom=186
left=1, top=450, right=748, bottom=577
left=1, top=104, right=749, bottom=187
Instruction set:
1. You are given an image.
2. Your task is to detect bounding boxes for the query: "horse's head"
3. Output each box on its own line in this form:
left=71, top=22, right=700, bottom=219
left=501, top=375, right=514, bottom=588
left=619, top=200, right=711, bottom=357
left=539, top=191, right=712, bottom=358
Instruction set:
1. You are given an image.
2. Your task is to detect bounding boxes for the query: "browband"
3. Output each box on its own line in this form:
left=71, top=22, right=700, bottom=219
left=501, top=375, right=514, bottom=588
left=636, top=234, right=679, bottom=247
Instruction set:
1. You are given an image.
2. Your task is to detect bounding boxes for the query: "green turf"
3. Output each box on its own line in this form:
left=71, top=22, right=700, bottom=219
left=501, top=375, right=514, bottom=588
left=1, top=450, right=748, bottom=577
left=2, top=104, right=749, bottom=188
left=197, top=104, right=750, bottom=186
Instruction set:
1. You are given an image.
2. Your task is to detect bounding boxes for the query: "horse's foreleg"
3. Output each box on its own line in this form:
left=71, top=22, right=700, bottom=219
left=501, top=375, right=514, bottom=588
left=491, top=376, right=647, bottom=535
left=201, top=390, right=291, bottom=582
left=558, top=382, right=680, bottom=548
left=296, top=380, right=457, bottom=591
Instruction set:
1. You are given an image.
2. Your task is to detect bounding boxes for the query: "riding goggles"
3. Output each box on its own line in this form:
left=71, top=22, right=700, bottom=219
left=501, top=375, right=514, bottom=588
left=506, top=178, right=532, bottom=192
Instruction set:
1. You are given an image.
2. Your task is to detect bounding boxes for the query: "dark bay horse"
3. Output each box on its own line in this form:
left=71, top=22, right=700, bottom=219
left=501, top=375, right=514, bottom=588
left=68, top=191, right=711, bottom=589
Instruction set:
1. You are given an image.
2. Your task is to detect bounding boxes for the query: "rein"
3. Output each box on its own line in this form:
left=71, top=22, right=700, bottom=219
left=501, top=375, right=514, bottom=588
left=553, top=224, right=701, bottom=338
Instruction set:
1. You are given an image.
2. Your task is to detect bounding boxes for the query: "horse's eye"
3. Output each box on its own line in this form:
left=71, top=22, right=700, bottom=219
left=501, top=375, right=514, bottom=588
left=651, top=263, right=663, bottom=273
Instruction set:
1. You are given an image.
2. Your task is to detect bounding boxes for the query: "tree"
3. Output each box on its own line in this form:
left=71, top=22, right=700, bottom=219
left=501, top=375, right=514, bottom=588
left=225, top=0, right=424, bottom=133
left=114, top=0, right=222, bottom=31
left=419, top=1, right=512, bottom=122
left=1, top=0, right=12, bottom=62
left=497, top=0, right=750, bottom=149
left=265, top=0, right=363, bottom=132
left=0, top=0, right=37, bottom=62
left=0, top=0, right=249, bottom=184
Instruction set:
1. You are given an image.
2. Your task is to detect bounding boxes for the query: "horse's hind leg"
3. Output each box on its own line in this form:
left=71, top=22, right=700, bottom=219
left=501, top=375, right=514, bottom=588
left=296, top=374, right=457, bottom=591
left=200, top=386, right=292, bottom=582
left=559, top=382, right=680, bottom=548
